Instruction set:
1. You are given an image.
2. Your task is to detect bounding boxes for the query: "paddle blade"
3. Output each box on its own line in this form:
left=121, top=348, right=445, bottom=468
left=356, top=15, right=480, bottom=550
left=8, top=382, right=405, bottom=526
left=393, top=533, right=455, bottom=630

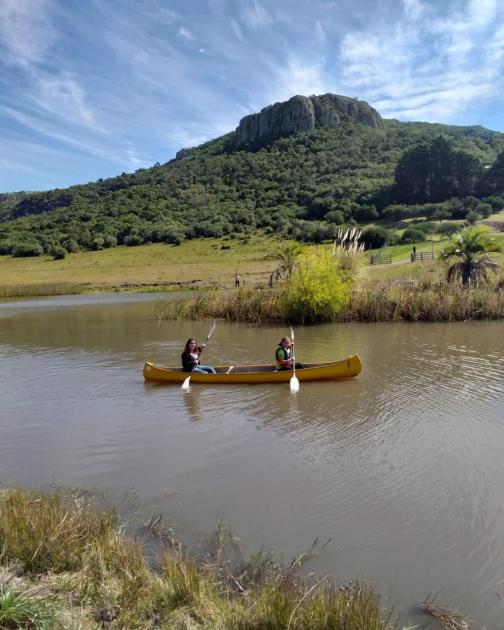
left=290, top=375, right=300, bottom=393
left=181, top=376, right=191, bottom=391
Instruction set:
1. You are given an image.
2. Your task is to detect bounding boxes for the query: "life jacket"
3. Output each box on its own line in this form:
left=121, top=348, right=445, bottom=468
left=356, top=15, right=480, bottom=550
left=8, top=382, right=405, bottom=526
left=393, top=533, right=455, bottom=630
left=275, top=346, right=291, bottom=367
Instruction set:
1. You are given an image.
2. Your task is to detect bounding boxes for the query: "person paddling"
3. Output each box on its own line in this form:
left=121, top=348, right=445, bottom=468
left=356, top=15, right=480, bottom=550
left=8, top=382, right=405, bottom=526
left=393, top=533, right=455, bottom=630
left=275, top=337, right=303, bottom=370
left=181, top=338, right=216, bottom=374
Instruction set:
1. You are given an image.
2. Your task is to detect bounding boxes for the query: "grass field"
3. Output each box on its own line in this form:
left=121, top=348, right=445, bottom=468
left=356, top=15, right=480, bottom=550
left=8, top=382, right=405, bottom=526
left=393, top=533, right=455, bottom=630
left=0, top=234, right=281, bottom=296
left=1, top=229, right=503, bottom=298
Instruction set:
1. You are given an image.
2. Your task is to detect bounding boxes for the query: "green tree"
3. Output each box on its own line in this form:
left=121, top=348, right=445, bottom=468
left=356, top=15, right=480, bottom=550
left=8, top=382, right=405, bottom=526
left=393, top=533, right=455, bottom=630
left=441, top=226, right=502, bottom=285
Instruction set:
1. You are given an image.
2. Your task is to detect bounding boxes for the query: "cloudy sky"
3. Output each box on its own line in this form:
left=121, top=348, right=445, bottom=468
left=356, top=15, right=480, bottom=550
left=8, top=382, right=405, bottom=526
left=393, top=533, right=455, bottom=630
left=1, top=0, right=503, bottom=192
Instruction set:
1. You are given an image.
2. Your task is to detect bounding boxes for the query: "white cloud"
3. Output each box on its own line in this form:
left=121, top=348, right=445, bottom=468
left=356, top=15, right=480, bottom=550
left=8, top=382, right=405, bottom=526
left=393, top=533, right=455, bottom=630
left=268, top=57, right=328, bottom=104
left=240, top=0, right=273, bottom=29
left=0, top=0, right=55, bottom=66
left=402, top=0, right=429, bottom=21
left=178, top=26, right=194, bottom=40
left=32, top=72, right=97, bottom=128
left=230, top=19, right=245, bottom=42
left=338, top=0, right=504, bottom=124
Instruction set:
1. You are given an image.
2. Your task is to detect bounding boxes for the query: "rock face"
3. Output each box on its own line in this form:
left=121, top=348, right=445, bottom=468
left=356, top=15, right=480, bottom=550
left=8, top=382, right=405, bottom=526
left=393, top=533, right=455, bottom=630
left=233, top=94, right=382, bottom=149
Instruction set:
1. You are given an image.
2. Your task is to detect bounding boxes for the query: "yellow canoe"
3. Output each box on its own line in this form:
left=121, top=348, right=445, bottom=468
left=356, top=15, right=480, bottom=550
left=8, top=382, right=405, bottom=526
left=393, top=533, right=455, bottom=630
left=143, top=354, right=362, bottom=384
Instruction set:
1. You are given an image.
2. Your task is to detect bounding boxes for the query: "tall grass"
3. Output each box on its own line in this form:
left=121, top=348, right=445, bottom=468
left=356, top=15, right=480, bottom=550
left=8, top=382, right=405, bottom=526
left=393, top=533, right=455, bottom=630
left=346, top=280, right=504, bottom=322
left=0, top=487, right=403, bottom=629
left=156, top=280, right=504, bottom=324
left=155, top=287, right=285, bottom=323
left=0, top=283, right=82, bottom=298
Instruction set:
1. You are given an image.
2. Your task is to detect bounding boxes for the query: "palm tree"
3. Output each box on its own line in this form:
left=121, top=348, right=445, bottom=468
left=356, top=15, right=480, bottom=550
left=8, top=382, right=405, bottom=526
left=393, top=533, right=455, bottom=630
left=442, top=226, right=502, bottom=285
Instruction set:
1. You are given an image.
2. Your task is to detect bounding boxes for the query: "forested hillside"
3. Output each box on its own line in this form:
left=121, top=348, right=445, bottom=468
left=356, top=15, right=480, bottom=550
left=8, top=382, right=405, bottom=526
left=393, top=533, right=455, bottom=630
left=1, top=106, right=504, bottom=258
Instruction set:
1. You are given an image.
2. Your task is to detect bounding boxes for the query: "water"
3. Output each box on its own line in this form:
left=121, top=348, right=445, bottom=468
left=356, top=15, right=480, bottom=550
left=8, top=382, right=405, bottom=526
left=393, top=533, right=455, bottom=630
left=0, top=293, right=503, bottom=625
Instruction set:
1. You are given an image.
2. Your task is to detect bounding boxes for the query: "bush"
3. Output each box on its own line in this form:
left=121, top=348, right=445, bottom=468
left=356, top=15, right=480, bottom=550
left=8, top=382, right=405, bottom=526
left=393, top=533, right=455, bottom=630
left=281, top=249, right=354, bottom=323
left=12, top=242, right=44, bottom=257
left=436, top=222, right=459, bottom=237
left=52, top=246, right=66, bottom=260
left=483, top=196, right=504, bottom=211
left=360, top=226, right=389, bottom=249
left=466, top=210, right=481, bottom=225
left=476, top=202, right=492, bottom=218
left=400, top=227, right=426, bottom=244
left=414, top=221, right=436, bottom=234
left=324, top=210, right=345, bottom=224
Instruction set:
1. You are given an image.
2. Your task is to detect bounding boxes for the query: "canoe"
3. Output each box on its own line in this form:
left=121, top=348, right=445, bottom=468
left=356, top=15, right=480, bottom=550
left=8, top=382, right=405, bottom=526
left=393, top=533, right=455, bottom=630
left=143, top=354, right=362, bottom=384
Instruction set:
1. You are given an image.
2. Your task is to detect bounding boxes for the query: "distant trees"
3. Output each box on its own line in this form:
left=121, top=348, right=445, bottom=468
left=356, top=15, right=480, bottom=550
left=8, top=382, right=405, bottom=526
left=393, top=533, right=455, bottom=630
left=0, top=123, right=503, bottom=255
left=393, top=136, right=483, bottom=204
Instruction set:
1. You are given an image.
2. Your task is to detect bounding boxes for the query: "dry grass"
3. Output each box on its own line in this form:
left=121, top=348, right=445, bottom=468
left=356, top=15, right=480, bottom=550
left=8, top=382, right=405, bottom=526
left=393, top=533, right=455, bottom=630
left=0, top=486, right=399, bottom=629
left=423, top=595, right=469, bottom=629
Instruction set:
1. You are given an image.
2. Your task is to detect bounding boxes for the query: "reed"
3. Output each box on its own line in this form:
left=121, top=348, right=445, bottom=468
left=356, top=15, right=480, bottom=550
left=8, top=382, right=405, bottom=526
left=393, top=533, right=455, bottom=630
left=0, top=487, right=117, bottom=573
left=0, top=486, right=399, bottom=629
left=0, top=283, right=82, bottom=298
left=156, top=287, right=285, bottom=323
left=346, top=280, right=504, bottom=322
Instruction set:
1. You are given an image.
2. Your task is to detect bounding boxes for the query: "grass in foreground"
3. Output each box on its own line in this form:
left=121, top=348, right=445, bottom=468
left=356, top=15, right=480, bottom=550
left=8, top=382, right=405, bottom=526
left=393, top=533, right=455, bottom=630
left=0, top=486, right=406, bottom=629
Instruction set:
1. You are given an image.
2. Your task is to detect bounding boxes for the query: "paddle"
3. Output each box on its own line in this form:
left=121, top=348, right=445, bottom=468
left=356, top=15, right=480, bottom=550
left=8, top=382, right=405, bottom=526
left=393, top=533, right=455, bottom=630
left=289, top=326, right=299, bottom=393
left=181, top=320, right=217, bottom=391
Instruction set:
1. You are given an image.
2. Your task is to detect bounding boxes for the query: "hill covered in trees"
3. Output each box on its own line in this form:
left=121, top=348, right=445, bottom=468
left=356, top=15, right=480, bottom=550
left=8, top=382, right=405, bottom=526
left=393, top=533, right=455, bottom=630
left=1, top=94, right=504, bottom=258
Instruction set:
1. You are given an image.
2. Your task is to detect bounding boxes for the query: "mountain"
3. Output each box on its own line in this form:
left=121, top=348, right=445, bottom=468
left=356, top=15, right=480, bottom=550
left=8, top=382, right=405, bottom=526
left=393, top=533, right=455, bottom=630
left=1, top=94, right=503, bottom=257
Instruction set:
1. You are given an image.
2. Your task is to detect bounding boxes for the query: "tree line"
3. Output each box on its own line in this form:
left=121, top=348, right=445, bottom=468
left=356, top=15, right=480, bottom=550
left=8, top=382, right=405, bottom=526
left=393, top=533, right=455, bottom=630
left=0, top=120, right=503, bottom=258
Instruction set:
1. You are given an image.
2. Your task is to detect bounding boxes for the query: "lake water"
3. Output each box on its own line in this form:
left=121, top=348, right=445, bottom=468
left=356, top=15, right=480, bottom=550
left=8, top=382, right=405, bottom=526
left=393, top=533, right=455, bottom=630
left=0, top=293, right=503, bottom=626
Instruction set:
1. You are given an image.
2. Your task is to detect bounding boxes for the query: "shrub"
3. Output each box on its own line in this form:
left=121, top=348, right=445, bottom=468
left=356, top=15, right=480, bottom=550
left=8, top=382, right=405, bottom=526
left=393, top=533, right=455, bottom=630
left=360, top=226, right=389, bottom=249
left=436, top=222, right=459, bottom=237
left=476, top=202, right=492, bottom=218
left=466, top=210, right=481, bottom=225
left=400, top=227, right=426, bottom=243
left=52, top=246, right=66, bottom=260
left=414, top=221, right=436, bottom=234
left=281, top=249, right=354, bottom=323
left=12, top=242, right=44, bottom=257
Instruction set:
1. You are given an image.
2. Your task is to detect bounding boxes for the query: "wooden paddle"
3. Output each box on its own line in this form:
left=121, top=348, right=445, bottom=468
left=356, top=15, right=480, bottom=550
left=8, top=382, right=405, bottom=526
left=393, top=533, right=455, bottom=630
left=181, top=320, right=217, bottom=391
left=289, top=326, right=299, bottom=393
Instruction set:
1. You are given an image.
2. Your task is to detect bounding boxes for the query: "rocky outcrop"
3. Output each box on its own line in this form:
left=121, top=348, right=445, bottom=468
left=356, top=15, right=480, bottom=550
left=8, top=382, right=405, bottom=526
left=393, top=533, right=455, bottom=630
left=233, top=94, right=382, bottom=149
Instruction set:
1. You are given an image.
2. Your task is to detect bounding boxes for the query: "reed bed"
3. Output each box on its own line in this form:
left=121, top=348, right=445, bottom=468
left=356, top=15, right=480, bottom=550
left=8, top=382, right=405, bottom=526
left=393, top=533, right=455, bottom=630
left=155, top=287, right=285, bottom=323
left=0, top=283, right=83, bottom=298
left=155, top=281, right=504, bottom=324
left=0, top=486, right=402, bottom=629
left=346, top=280, right=504, bottom=322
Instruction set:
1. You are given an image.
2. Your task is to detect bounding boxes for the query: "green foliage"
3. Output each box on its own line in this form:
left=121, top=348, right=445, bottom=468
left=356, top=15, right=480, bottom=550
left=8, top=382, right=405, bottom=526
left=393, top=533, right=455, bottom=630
left=466, top=210, right=481, bottom=225
left=360, top=226, right=390, bottom=249
left=442, top=226, right=502, bottom=285
left=0, top=584, right=62, bottom=629
left=281, top=249, right=354, bottom=323
left=400, top=227, right=427, bottom=244
left=52, top=246, right=66, bottom=260
left=0, top=119, right=503, bottom=254
left=436, top=222, right=460, bottom=237
left=12, top=242, right=44, bottom=257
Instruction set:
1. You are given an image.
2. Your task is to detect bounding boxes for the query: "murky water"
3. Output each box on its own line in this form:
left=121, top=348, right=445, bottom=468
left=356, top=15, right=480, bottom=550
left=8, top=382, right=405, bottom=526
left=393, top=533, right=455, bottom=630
left=1, top=293, right=503, bottom=625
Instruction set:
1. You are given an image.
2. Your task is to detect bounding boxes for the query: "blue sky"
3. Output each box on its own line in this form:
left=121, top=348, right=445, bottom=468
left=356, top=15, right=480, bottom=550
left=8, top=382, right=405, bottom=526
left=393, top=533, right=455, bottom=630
left=1, top=0, right=503, bottom=192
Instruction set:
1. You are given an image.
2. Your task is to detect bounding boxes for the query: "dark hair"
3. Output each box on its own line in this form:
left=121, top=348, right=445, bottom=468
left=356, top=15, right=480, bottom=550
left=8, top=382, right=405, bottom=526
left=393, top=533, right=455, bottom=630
left=278, top=337, right=290, bottom=346
left=184, top=338, right=197, bottom=353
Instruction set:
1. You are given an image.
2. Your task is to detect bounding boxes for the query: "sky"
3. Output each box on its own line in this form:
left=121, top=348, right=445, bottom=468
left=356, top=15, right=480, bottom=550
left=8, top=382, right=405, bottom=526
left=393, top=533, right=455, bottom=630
left=1, top=0, right=504, bottom=193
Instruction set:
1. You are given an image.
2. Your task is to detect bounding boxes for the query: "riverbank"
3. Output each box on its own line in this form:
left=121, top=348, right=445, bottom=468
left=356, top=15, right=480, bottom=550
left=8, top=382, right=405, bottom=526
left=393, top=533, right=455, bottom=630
left=0, top=486, right=403, bottom=629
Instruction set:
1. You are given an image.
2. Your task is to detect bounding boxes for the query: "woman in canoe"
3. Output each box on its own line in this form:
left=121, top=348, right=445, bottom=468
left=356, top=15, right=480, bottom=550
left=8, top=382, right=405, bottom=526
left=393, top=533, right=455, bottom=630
left=181, top=338, right=216, bottom=374
left=275, top=337, right=303, bottom=370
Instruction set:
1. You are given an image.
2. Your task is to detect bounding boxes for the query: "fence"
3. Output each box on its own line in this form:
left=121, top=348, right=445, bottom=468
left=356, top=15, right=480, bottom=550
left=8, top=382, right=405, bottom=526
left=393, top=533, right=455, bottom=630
left=411, top=251, right=433, bottom=262
left=370, top=253, right=392, bottom=265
